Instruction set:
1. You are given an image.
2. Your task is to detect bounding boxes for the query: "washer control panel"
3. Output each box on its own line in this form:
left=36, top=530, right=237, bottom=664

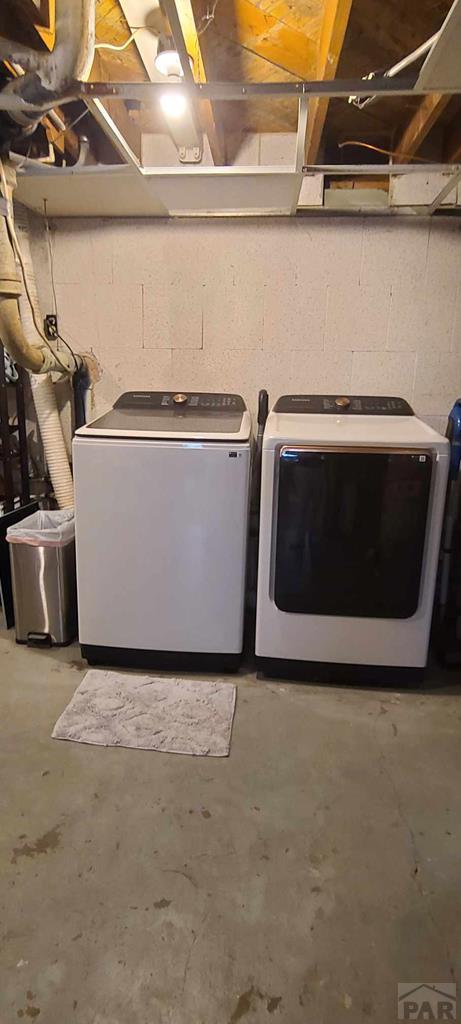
left=114, top=391, right=245, bottom=413
left=274, top=395, right=414, bottom=416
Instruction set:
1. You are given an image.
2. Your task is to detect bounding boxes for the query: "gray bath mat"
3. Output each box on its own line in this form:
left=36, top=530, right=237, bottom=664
left=52, top=670, right=237, bottom=757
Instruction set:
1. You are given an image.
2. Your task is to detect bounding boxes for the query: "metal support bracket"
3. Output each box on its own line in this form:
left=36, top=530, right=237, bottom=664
left=178, top=145, right=203, bottom=163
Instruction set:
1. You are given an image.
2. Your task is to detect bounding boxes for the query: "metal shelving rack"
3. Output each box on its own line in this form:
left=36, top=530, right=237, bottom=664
left=0, top=340, right=30, bottom=512
left=0, top=341, right=37, bottom=629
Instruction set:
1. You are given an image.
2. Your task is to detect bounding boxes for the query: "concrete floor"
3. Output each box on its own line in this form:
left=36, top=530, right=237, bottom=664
left=0, top=629, right=460, bottom=1024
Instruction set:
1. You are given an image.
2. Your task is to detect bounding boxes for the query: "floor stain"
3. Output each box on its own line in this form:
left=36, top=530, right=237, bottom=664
left=26, top=1009, right=40, bottom=1019
left=392, top=723, right=398, bottom=737
left=154, top=898, right=171, bottom=909
left=229, top=987, right=254, bottom=1022
left=26, top=992, right=34, bottom=1001
left=201, top=809, right=212, bottom=819
left=11, top=825, right=61, bottom=864
left=229, top=986, right=282, bottom=1021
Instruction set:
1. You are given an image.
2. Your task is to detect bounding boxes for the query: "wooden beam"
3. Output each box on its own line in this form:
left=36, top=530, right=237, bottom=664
left=34, top=0, right=55, bottom=51
left=394, top=93, right=451, bottom=163
left=43, top=111, right=80, bottom=160
left=304, top=0, right=353, bottom=165
left=162, top=0, right=225, bottom=165
left=201, top=0, right=317, bottom=79
left=0, top=0, right=53, bottom=51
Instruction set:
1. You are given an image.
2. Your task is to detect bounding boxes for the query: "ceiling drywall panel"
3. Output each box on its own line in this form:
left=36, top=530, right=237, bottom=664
left=142, top=168, right=297, bottom=214
left=418, top=0, right=461, bottom=90
left=14, top=168, right=169, bottom=216
left=14, top=165, right=297, bottom=216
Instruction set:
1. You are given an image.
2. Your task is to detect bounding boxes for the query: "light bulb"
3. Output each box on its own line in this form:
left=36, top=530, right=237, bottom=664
left=160, top=90, right=188, bottom=119
left=155, top=48, right=183, bottom=78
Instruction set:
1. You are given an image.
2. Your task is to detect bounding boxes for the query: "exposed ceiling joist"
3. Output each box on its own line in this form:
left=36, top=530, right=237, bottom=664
left=0, top=0, right=55, bottom=52
left=161, top=0, right=224, bottom=165
left=43, top=110, right=80, bottom=159
left=304, top=0, right=353, bottom=165
left=394, top=93, right=451, bottom=164
left=198, top=0, right=318, bottom=79
left=33, top=0, right=56, bottom=51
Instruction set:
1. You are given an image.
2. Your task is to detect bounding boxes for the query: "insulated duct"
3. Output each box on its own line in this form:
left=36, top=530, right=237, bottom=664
left=0, top=166, right=77, bottom=507
left=0, top=0, right=95, bottom=134
left=15, top=207, right=75, bottom=509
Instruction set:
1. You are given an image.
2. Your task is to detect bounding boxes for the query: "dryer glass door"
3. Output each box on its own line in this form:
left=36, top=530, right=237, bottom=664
left=274, top=446, right=432, bottom=619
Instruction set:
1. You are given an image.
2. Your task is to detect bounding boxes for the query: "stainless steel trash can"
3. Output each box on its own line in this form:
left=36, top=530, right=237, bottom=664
left=7, top=510, right=77, bottom=646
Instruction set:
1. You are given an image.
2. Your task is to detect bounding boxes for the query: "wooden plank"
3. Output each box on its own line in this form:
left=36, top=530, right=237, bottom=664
left=34, top=0, right=55, bottom=50
left=162, top=0, right=225, bottom=165
left=0, top=0, right=50, bottom=50
left=89, top=50, right=142, bottom=161
left=394, top=93, right=451, bottom=163
left=199, top=0, right=318, bottom=78
left=304, top=0, right=353, bottom=165
left=95, top=0, right=146, bottom=81
left=43, top=112, right=80, bottom=160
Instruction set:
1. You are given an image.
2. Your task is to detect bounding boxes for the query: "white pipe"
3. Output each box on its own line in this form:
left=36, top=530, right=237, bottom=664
left=350, top=31, right=441, bottom=110
left=15, top=208, right=74, bottom=509
left=386, top=32, right=440, bottom=78
left=29, top=375, right=74, bottom=508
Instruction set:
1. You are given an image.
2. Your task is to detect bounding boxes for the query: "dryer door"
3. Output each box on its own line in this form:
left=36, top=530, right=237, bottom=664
left=274, top=446, right=432, bottom=619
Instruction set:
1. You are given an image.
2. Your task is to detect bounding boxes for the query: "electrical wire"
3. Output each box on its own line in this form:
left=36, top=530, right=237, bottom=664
left=338, top=140, right=431, bottom=164
left=197, top=0, right=220, bottom=37
left=95, top=27, right=145, bottom=51
left=43, top=199, right=79, bottom=372
left=0, top=157, right=70, bottom=374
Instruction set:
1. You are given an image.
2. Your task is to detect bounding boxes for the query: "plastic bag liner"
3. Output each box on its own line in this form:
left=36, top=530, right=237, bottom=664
left=6, top=510, right=75, bottom=548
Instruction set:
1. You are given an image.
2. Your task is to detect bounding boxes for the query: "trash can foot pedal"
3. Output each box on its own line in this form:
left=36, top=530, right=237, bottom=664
left=27, top=632, right=52, bottom=647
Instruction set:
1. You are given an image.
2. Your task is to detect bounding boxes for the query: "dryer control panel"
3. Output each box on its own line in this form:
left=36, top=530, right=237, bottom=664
left=114, top=391, right=245, bottom=412
left=274, top=395, right=414, bottom=416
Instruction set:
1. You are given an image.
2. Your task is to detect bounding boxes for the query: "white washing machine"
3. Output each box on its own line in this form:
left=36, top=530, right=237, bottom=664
left=256, top=394, right=449, bottom=684
left=73, top=391, right=252, bottom=669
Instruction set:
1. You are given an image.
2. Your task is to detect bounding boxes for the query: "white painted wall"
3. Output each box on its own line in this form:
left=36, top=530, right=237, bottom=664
left=29, top=215, right=461, bottom=432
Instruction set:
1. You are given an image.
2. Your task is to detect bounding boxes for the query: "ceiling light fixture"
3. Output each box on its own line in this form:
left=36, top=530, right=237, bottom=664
left=159, top=90, right=188, bottom=119
left=155, top=35, right=186, bottom=78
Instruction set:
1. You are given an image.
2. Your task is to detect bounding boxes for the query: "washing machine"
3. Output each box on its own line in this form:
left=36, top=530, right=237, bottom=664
left=256, top=394, right=449, bottom=684
left=73, top=391, right=252, bottom=669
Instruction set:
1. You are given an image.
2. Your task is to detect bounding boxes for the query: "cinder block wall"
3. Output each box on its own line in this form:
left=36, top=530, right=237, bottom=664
left=29, top=215, right=461, bottom=431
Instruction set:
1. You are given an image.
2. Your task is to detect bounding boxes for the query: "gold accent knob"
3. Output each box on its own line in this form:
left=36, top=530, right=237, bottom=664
left=335, top=396, right=351, bottom=409
left=173, top=393, right=188, bottom=405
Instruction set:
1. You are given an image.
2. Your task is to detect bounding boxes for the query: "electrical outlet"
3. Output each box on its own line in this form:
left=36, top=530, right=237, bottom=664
left=44, top=314, right=58, bottom=340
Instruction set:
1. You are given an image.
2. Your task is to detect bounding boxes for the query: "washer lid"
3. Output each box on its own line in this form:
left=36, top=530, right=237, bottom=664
left=274, top=394, right=414, bottom=415
left=76, top=391, right=252, bottom=442
left=264, top=394, right=449, bottom=451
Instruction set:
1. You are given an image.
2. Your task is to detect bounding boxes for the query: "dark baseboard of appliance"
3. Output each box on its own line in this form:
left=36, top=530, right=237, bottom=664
left=81, top=644, right=242, bottom=674
left=256, top=657, right=424, bottom=687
